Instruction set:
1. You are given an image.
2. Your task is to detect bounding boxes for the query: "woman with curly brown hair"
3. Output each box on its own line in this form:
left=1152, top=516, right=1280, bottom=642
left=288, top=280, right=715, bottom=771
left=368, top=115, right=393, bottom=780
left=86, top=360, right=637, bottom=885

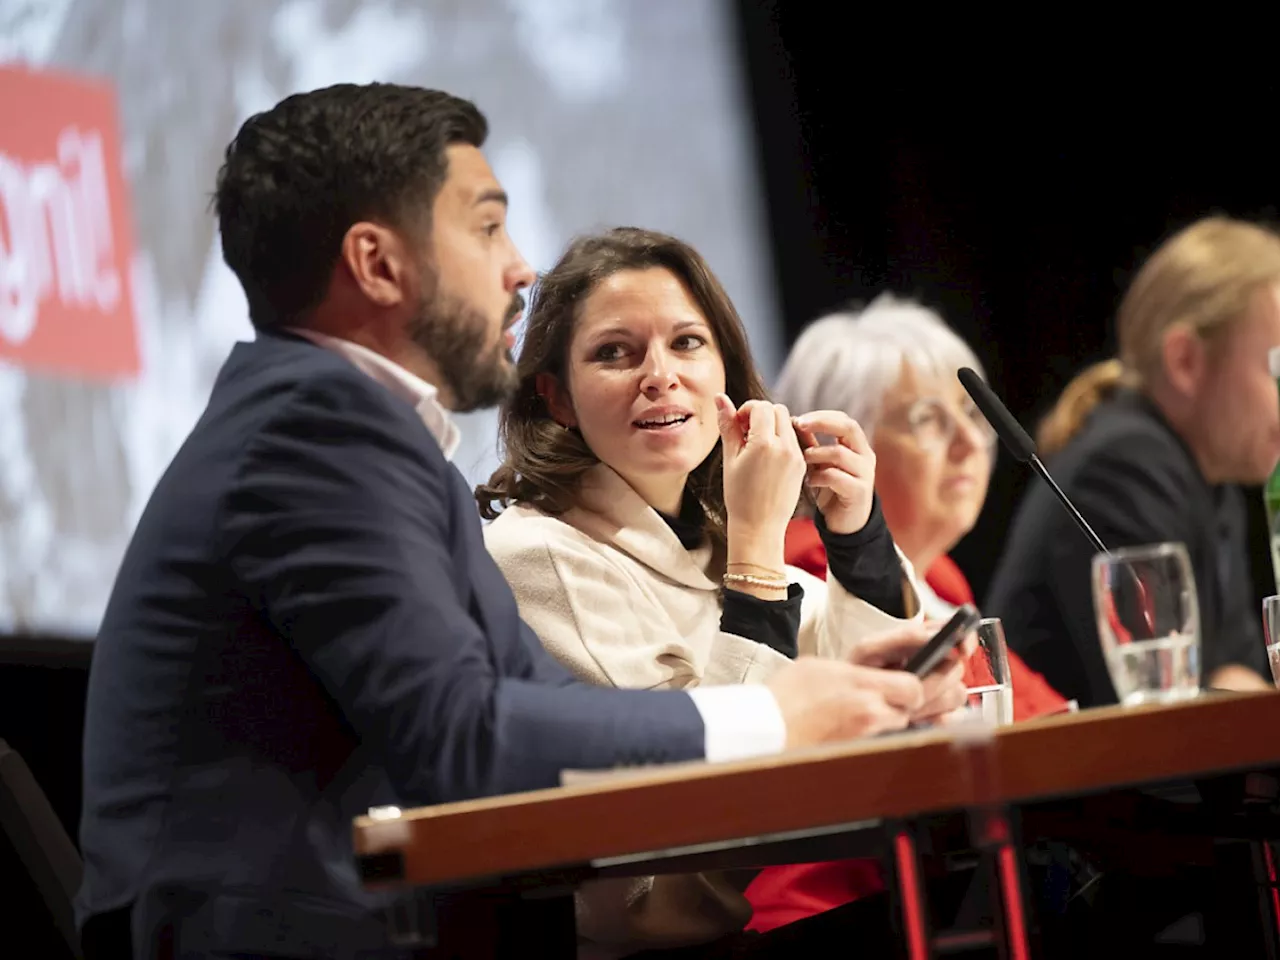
left=477, top=226, right=969, bottom=958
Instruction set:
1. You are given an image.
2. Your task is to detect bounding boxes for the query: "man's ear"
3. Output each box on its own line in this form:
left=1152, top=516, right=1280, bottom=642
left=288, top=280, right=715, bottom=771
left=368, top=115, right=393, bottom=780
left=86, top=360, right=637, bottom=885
left=536, top=372, right=577, bottom=427
left=1161, top=324, right=1206, bottom=399
left=338, top=221, right=412, bottom=308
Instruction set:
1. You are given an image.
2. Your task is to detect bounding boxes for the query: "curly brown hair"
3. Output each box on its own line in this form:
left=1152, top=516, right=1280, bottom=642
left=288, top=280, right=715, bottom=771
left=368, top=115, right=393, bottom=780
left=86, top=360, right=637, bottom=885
left=475, top=227, right=771, bottom=544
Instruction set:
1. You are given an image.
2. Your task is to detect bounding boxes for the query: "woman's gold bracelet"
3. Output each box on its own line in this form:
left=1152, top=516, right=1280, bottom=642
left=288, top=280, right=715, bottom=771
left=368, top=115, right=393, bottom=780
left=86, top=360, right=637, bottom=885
left=723, top=572, right=790, bottom=591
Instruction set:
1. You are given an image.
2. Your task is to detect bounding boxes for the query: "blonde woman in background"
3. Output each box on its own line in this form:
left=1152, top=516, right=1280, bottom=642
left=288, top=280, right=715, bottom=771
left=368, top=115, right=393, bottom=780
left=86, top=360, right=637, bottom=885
left=987, top=216, right=1280, bottom=707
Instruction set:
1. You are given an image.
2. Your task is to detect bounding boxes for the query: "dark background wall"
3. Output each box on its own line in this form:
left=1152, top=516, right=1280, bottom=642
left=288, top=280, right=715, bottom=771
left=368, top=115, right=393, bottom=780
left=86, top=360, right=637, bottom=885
left=734, top=3, right=1280, bottom=607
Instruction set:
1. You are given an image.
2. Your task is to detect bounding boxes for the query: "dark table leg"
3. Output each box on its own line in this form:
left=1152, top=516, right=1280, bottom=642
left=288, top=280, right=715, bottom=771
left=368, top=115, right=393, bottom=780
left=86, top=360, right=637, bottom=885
left=884, top=819, right=935, bottom=960
left=1252, top=840, right=1280, bottom=959
left=970, top=806, right=1032, bottom=960
left=884, top=809, right=1035, bottom=959
left=1203, top=839, right=1280, bottom=959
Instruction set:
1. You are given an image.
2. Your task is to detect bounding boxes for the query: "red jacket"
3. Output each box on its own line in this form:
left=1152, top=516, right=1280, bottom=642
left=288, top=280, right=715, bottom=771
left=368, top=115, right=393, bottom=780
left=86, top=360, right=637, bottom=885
left=743, top=517, right=1068, bottom=932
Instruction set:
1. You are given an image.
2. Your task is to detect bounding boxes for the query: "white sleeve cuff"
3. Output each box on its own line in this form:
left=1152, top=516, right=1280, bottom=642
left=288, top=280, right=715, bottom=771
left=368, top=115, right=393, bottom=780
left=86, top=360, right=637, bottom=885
left=685, top=684, right=787, bottom=763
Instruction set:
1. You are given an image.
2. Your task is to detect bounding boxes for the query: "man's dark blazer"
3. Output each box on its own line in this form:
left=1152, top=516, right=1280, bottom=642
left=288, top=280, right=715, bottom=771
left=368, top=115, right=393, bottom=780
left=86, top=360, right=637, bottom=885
left=985, top=389, right=1267, bottom=708
left=76, top=331, right=706, bottom=958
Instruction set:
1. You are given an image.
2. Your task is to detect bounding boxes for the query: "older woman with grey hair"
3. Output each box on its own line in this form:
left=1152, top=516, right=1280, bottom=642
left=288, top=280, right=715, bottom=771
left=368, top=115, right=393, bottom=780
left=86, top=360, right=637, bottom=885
left=743, top=293, right=1069, bottom=934
left=775, top=294, right=999, bottom=599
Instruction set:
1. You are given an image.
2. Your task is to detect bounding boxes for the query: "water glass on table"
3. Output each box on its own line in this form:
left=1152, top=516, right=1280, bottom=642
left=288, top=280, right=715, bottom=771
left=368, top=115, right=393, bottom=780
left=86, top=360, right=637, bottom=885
left=1091, top=542, right=1201, bottom=705
left=1262, top=595, right=1280, bottom=687
left=966, top=617, right=1013, bottom=725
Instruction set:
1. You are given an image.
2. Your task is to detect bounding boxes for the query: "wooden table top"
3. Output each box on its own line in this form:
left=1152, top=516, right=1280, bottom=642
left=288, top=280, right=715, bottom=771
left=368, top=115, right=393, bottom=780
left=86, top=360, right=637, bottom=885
left=354, top=690, right=1280, bottom=891
left=984, top=689, right=1280, bottom=804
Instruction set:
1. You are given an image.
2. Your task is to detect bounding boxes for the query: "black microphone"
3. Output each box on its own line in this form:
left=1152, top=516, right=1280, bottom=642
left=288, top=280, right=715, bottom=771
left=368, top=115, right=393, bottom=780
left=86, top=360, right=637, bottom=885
left=958, top=368, right=1111, bottom=557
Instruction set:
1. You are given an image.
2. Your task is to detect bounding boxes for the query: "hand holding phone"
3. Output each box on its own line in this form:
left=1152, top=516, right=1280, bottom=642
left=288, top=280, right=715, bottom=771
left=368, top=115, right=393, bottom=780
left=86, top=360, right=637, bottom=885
left=903, top=603, right=980, bottom=677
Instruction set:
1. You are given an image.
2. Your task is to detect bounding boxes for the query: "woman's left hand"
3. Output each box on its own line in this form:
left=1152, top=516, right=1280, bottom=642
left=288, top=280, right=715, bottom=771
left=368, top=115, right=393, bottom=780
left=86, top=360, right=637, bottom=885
left=792, top=410, right=877, bottom=535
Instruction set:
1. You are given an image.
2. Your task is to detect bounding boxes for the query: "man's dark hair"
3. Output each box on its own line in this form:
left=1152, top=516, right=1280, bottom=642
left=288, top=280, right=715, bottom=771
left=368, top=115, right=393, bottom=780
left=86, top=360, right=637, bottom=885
left=213, top=83, right=487, bottom=330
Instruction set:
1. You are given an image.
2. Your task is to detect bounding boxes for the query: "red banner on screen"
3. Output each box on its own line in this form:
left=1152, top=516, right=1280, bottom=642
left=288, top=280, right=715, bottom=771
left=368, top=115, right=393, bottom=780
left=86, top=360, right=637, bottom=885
left=0, top=65, right=140, bottom=380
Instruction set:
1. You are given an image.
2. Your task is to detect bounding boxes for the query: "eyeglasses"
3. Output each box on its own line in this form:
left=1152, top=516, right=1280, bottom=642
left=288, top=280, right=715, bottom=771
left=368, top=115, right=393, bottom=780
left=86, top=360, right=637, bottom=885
left=882, top=396, right=998, bottom=453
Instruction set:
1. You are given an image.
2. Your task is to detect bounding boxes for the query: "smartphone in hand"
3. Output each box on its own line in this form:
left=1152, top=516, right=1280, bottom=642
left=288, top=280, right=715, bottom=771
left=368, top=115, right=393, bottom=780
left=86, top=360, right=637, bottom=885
left=903, top=603, right=980, bottom=677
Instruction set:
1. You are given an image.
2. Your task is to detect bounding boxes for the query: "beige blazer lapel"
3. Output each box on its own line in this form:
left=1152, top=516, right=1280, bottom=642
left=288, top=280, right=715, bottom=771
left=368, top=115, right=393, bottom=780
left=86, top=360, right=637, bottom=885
left=568, top=464, right=720, bottom=592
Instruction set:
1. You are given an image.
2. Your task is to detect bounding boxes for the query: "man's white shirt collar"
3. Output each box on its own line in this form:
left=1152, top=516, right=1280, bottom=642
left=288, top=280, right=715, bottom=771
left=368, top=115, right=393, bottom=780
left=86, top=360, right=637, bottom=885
left=285, top=328, right=461, bottom=461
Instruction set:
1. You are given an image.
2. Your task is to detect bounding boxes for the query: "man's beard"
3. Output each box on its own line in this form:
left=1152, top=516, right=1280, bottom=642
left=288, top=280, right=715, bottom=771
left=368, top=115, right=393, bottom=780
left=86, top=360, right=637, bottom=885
left=405, top=288, right=524, bottom=413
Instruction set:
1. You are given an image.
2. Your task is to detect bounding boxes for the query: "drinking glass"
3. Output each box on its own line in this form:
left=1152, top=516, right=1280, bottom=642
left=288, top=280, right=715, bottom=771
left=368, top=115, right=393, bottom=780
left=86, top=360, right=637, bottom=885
left=965, top=617, right=1013, bottom=725
left=1091, top=543, right=1200, bottom=705
left=1262, top=595, right=1280, bottom=687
